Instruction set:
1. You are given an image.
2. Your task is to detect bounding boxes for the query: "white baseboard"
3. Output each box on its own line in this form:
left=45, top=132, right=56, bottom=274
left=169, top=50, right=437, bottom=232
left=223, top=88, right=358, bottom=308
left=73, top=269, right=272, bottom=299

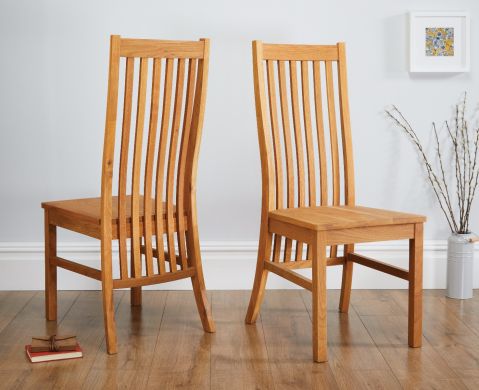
left=0, top=241, right=477, bottom=290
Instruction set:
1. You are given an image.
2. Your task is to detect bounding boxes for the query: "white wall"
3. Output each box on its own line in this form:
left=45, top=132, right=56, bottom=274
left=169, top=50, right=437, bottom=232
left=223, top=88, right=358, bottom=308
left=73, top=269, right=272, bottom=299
left=0, top=0, right=478, bottom=289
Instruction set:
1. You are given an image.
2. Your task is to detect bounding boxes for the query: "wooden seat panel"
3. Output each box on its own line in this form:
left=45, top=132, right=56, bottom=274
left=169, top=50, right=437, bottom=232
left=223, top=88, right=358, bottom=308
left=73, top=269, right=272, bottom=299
left=42, top=196, right=186, bottom=239
left=269, top=205, right=425, bottom=231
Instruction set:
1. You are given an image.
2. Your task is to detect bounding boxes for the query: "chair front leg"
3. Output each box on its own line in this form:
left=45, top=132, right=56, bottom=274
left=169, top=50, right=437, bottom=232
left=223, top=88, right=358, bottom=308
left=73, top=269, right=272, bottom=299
left=312, top=231, right=328, bottom=362
left=245, top=228, right=273, bottom=324
left=102, top=283, right=118, bottom=354
left=408, top=223, right=423, bottom=347
left=44, top=210, right=57, bottom=321
left=101, top=240, right=117, bottom=354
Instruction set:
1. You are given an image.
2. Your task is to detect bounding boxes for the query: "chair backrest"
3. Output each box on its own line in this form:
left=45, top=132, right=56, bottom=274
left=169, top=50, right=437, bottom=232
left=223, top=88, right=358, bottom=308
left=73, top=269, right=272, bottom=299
left=252, top=41, right=355, bottom=216
left=101, top=35, right=209, bottom=281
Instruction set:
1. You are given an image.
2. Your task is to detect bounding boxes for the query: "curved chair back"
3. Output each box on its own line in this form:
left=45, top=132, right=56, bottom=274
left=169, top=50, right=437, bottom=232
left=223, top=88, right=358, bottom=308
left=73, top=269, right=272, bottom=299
left=101, top=35, right=210, bottom=282
left=252, top=41, right=354, bottom=260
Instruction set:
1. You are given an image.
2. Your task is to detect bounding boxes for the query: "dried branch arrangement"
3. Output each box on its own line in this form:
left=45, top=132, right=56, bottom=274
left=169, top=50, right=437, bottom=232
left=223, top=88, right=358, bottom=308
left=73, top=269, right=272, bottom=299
left=386, top=93, right=479, bottom=234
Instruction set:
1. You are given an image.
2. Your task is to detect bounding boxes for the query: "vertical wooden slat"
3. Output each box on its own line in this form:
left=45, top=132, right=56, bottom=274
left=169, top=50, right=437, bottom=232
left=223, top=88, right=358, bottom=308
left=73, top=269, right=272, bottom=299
left=266, top=61, right=283, bottom=210
left=325, top=60, right=340, bottom=258
left=176, top=58, right=197, bottom=270
left=118, top=57, right=134, bottom=280
left=131, top=58, right=148, bottom=278
left=325, top=61, right=340, bottom=205
left=289, top=61, right=305, bottom=261
left=272, top=234, right=281, bottom=262
left=266, top=60, right=283, bottom=262
left=155, top=58, right=174, bottom=275
left=166, top=58, right=186, bottom=272
left=337, top=43, right=355, bottom=205
left=277, top=60, right=294, bottom=262
left=301, top=61, right=316, bottom=206
left=143, top=58, right=161, bottom=276
left=301, top=61, right=316, bottom=261
left=312, top=61, right=328, bottom=206
left=289, top=60, right=305, bottom=207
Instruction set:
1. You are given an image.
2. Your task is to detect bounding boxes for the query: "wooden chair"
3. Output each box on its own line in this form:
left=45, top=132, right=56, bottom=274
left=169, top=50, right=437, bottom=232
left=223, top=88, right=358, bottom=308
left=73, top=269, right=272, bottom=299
left=41, top=35, right=215, bottom=354
left=245, top=41, right=426, bottom=362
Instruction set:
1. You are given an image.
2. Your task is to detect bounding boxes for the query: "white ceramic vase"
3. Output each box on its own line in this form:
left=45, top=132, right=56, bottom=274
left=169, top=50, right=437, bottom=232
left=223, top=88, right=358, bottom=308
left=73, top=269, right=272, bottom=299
left=446, top=233, right=474, bottom=299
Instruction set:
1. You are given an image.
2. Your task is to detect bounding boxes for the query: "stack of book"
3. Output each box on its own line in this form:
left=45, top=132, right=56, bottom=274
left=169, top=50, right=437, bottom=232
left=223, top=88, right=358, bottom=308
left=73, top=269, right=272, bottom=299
left=25, top=335, right=82, bottom=363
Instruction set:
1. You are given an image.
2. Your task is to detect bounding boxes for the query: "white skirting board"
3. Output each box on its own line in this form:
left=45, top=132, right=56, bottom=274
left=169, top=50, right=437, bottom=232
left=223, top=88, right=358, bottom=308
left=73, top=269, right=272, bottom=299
left=0, top=241, right=477, bottom=290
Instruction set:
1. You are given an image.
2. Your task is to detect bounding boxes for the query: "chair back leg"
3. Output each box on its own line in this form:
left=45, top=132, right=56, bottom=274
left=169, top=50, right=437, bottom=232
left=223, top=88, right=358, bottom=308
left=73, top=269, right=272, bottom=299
left=131, top=287, right=142, bottom=306
left=44, top=210, right=58, bottom=321
left=245, top=229, right=273, bottom=324
left=187, top=230, right=215, bottom=332
left=339, top=243, right=354, bottom=312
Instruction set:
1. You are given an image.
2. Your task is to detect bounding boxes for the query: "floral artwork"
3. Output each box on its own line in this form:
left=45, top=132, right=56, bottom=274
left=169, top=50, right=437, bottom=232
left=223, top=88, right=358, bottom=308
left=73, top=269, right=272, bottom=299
left=425, top=27, right=454, bottom=56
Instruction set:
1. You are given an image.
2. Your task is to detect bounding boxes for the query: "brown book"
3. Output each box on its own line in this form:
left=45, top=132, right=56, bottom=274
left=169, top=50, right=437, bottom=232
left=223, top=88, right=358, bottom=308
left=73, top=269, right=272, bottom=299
left=30, top=335, right=78, bottom=353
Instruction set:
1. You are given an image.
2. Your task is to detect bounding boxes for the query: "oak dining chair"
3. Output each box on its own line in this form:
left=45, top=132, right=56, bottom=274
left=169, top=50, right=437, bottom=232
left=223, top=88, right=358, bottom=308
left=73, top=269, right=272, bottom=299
left=41, top=35, right=215, bottom=354
left=245, top=41, right=426, bottom=362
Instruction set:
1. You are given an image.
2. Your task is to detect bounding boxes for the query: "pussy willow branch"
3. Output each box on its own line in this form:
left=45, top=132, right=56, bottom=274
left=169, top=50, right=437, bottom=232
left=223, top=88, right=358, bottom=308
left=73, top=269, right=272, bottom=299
left=446, top=121, right=464, bottom=229
left=385, top=107, right=456, bottom=232
left=460, top=95, right=469, bottom=228
left=465, top=126, right=479, bottom=232
left=389, top=107, right=457, bottom=231
left=385, top=94, right=479, bottom=234
left=432, top=122, right=457, bottom=231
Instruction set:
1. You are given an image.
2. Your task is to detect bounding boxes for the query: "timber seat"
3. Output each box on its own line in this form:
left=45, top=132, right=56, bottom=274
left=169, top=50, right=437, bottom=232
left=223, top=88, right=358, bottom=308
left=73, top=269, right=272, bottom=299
left=245, top=41, right=426, bottom=363
left=42, top=197, right=186, bottom=239
left=270, top=206, right=425, bottom=231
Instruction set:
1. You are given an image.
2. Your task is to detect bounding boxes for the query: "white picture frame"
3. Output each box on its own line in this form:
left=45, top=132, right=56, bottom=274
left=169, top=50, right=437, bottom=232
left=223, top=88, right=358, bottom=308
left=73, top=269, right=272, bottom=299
left=409, top=11, right=470, bottom=73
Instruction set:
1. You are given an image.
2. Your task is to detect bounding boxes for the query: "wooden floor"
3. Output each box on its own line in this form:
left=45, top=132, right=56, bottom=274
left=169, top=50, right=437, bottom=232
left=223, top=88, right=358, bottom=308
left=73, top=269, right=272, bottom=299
left=0, top=290, right=478, bottom=389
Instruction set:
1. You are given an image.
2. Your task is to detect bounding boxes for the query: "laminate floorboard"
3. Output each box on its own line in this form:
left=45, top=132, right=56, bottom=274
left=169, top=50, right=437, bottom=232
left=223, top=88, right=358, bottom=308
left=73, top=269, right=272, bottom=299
left=0, top=289, right=476, bottom=389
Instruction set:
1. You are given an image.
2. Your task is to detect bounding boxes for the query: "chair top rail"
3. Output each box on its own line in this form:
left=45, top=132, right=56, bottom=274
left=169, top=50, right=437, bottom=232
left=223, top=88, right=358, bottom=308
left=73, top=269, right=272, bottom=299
left=261, top=43, right=339, bottom=61
left=118, top=37, right=206, bottom=58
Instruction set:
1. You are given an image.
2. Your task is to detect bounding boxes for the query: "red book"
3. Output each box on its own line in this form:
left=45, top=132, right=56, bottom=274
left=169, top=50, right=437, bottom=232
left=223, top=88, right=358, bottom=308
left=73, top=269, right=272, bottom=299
left=25, top=344, right=83, bottom=363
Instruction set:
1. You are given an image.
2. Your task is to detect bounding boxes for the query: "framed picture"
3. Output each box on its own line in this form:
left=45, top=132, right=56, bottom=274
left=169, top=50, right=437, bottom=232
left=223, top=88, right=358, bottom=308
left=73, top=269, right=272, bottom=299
left=409, top=11, right=470, bottom=72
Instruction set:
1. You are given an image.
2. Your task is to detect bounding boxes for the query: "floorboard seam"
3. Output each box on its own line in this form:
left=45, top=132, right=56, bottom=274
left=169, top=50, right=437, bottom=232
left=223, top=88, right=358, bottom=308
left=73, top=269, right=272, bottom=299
left=258, top=291, right=279, bottom=390
left=256, top=294, right=277, bottom=390
left=209, top=291, right=213, bottom=390
left=422, top=293, right=476, bottom=390
left=69, top=291, right=125, bottom=390
left=144, top=290, right=169, bottom=389
left=298, top=290, right=341, bottom=389
left=0, top=291, right=37, bottom=338
left=350, top=298, right=404, bottom=389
